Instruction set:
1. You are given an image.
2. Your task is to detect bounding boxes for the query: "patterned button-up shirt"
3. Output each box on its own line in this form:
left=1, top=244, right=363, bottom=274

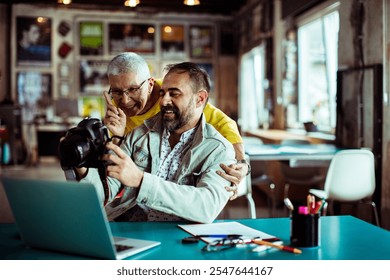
left=135, top=127, right=196, bottom=221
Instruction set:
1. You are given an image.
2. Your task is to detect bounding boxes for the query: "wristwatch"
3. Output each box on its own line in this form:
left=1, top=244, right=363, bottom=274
left=237, top=159, right=251, bottom=176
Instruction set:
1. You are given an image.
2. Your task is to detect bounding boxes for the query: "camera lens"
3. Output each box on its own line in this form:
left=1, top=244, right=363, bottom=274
left=59, top=134, right=92, bottom=167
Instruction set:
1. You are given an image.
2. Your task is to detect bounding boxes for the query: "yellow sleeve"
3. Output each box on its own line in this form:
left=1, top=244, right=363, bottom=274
left=203, top=103, right=243, bottom=144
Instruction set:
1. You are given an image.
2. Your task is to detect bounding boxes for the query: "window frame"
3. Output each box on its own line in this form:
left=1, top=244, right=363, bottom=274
left=295, top=0, right=340, bottom=133
left=238, top=44, right=268, bottom=132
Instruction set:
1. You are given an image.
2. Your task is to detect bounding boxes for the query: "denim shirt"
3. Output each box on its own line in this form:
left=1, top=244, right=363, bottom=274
left=81, top=113, right=236, bottom=223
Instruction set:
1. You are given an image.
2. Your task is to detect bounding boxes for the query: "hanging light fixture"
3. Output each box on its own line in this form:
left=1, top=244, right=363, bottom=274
left=184, top=0, right=200, bottom=6
left=58, top=0, right=72, bottom=4
left=124, top=0, right=140, bottom=7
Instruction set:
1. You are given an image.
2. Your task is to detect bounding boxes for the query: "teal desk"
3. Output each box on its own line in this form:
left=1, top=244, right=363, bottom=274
left=1, top=216, right=389, bottom=260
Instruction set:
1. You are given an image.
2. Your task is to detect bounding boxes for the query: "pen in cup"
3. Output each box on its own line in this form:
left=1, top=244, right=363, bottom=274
left=313, top=200, right=322, bottom=214
left=307, top=194, right=316, bottom=214
left=298, top=206, right=309, bottom=215
left=315, top=200, right=327, bottom=214
left=284, top=198, right=294, bottom=211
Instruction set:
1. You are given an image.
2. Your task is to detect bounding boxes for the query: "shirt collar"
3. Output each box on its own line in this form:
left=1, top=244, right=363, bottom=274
left=162, top=126, right=197, bottom=143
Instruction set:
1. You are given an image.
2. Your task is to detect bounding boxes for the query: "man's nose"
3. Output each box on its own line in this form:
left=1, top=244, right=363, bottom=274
left=160, top=92, right=172, bottom=106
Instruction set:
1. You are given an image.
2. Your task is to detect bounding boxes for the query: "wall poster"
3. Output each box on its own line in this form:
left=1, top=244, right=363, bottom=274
left=17, top=71, right=52, bottom=122
left=80, top=96, right=105, bottom=119
left=79, top=60, right=109, bottom=95
left=79, top=21, right=104, bottom=55
left=161, top=25, right=185, bottom=58
left=109, top=23, right=155, bottom=54
left=16, top=16, right=51, bottom=66
left=190, top=26, right=213, bottom=58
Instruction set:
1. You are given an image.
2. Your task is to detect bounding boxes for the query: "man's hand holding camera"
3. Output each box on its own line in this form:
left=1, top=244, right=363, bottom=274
left=59, top=117, right=143, bottom=189
left=103, top=142, right=144, bottom=188
left=73, top=141, right=144, bottom=188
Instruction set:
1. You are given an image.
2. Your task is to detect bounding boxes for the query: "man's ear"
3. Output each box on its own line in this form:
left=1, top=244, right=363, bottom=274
left=196, top=90, right=208, bottom=108
left=148, top=77, right=155, bottom=93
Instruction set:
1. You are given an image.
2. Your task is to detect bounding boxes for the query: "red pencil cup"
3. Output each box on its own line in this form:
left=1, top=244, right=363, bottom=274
left=290, top=210, right=320, bottom=247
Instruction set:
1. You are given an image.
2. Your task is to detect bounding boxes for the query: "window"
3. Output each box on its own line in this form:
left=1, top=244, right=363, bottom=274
left=238, top=45, right=268, bottom=131
left=295, top=2, right=339, bottom=132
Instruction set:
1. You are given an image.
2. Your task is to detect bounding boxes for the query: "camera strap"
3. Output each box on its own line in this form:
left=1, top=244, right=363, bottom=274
left=97, top=163, right=110, bottom=206
left=62, top=166, right=78, bottom=181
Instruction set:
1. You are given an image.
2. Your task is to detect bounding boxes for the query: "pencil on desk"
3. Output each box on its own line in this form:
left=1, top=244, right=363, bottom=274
left=252, top=239, right=302, bottom=254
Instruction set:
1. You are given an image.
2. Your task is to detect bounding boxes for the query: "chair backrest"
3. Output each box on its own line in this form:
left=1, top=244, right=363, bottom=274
left=243, top=136, right=268, bottom=178
left=324, top=149, right=375, bottom=201
left=235, top=152, right=254, bottom=198
left=236, top=174, right=252, bottom=197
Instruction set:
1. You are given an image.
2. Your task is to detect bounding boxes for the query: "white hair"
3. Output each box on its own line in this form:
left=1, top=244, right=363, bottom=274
left=107, top=52, right=150, bottom=80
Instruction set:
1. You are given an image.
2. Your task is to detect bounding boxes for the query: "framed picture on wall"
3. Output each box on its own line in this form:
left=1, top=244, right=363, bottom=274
left=161, top=24, right=185, bottom=58
left=16, top=16, right=52, bottom=67
left=190, top=26, right=213, bottom=58
left=17, top=71, right=52, bottom=122
left=80, top=96, right=106, bottom=119
left=79, top=60, right=109, bottom=95
left=79, top=21, right=104, bottom=55
left=108, top=23, right=155, bottom=54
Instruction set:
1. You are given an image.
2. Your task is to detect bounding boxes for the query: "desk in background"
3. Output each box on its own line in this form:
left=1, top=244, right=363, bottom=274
left=245, top=143, right=339, bottom=167
left=1, top=216, right=389, bottom=260
left=244, top=143, right=339, bottom=208
left=245, top=129, right=335, bottom=144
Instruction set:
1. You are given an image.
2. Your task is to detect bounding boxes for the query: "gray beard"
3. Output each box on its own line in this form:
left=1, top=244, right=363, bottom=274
left=162, top=97, right=194, bottom=132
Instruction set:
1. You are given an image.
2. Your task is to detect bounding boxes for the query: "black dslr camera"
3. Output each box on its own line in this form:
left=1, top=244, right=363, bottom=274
left=59, top=118, right=110, bottom=169
left=59, top=118, right=112, bottom=204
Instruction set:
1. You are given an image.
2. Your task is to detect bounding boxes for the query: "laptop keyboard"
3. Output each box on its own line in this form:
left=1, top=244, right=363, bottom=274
left=115, top=244, right=134, bottom=252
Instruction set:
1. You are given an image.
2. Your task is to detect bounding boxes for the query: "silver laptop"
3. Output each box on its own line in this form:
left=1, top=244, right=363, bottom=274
left=2, top=177, right=160, bottom=259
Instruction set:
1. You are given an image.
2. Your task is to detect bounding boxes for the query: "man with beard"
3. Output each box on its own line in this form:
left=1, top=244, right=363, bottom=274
left=103, top=53, right=250, bottom=198
left=75, top=62, right=235, bottom=223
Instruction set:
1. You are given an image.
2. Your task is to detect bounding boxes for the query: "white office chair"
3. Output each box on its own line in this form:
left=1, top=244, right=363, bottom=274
left=235, top=172, right=257, bottom=219
left=243, top=136, right=276, bottom=217
left=309, top=149, right=380, bottom=226
left=219, top=154, right=257, bottom=219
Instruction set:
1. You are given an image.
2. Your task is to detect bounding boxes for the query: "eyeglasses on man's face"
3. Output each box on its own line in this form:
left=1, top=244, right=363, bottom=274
left=109, top=78, right=149, bottom=99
